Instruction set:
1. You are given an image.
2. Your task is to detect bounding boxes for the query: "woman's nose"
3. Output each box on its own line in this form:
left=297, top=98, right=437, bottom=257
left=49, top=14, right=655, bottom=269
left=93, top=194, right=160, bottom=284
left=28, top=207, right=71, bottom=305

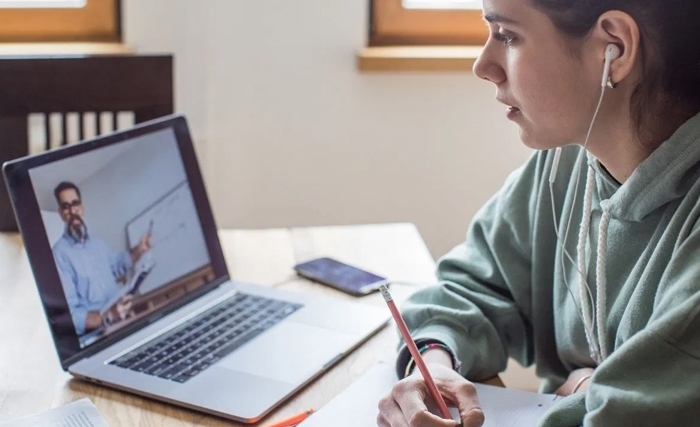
left=473, top=48, right=505, bottom=85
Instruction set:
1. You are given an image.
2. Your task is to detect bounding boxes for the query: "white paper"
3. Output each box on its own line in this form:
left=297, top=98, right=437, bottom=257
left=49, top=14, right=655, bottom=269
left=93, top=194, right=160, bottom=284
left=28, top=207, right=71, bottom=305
left=298, top=363, right=560, bottom=427
left=0, top=398, right=110, bottom=427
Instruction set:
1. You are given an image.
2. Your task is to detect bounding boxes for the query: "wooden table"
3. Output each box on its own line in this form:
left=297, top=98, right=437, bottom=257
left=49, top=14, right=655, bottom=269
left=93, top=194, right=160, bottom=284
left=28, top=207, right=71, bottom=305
left=0, top=223, right=438, bottom=426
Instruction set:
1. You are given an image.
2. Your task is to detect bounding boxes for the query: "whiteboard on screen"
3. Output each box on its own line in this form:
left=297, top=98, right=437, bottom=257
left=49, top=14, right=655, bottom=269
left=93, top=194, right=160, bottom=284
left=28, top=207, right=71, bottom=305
left=125, top=181, right=210, bottom=294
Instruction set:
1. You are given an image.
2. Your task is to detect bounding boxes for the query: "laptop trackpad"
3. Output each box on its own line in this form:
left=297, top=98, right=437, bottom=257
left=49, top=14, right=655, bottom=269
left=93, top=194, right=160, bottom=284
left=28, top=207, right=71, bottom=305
left=218, top=321, right=355, bottom=385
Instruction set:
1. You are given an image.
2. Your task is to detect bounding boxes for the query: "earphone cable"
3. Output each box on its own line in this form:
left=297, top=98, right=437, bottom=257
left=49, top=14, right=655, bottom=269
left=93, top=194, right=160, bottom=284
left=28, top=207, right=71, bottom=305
left=550, top=83, right=608, bottom=362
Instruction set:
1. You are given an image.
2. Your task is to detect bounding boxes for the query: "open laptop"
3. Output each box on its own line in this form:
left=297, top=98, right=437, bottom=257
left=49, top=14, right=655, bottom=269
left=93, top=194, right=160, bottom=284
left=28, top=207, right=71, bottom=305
left=2, top=114, right=389, bottom=423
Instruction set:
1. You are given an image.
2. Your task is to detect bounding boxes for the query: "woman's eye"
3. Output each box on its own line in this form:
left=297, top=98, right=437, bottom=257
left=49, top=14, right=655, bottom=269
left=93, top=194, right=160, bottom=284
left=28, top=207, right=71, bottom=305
left=493, top=31, right=516, bottom=45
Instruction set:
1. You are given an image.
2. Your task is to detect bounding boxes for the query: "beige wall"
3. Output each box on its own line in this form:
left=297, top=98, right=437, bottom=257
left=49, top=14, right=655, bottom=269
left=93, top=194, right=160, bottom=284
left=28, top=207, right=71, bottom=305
left=123, top=0, right=539, bottom=391
left=122, top=0, right=533, bottom=259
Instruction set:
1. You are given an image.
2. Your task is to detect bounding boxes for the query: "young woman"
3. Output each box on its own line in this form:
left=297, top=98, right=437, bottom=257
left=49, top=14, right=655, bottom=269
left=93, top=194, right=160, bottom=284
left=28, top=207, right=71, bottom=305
left=377, top=0, right=700, bottom=426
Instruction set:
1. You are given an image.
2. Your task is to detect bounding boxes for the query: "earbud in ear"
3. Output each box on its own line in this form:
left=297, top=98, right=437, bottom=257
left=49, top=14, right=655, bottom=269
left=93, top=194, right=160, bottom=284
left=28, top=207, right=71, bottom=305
left=602, top=44, right=621, bottom=88
left=605, top=44, right=621, bottom=61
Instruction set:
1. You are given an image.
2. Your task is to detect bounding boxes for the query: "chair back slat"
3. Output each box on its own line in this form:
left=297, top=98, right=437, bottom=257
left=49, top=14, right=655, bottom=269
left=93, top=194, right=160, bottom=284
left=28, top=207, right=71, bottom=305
left=0, top=54, right=174, bottom=231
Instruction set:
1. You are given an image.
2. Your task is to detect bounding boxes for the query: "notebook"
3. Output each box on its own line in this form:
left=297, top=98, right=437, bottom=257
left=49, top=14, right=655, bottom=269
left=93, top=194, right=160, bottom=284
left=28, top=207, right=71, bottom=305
left=298, top=362, right=562, bottom=426
left=0, top=398, right=109, bottom=427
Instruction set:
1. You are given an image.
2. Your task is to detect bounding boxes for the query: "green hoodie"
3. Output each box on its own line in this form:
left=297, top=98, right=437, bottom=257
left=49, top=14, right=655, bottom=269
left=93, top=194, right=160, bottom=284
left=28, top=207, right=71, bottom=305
left=398, top=112, right=700, bottom=426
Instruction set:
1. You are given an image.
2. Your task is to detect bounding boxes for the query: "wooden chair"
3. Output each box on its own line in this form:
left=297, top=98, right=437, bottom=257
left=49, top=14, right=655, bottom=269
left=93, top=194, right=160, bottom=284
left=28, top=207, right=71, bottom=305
left=0, top=54, right=174, bottom=231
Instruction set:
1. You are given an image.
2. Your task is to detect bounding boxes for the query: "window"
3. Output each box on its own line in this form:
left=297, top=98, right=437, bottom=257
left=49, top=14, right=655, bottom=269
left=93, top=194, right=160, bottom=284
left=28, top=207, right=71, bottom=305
left=0, top=0, right=120, bottom=42
left=370, top=0, right=487, bottom=46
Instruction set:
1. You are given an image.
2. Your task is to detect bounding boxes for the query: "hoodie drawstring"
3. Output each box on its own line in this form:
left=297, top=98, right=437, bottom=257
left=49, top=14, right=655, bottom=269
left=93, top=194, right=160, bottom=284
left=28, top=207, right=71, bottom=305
left=596, top=210, right=611, bottom=360
left=578, top=167, right=599, bottom=362
left=577, top=166, right=610, bottom=364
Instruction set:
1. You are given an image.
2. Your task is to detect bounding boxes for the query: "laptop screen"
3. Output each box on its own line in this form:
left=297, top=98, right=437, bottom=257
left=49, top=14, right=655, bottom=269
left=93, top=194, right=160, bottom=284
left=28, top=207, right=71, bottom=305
left=19, top=119, right=224, bottom=355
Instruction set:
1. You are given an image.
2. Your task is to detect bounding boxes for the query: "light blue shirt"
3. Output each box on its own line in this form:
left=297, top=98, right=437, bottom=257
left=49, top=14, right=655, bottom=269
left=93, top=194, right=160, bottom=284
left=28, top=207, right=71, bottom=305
left=52, top=232, right=133, bottom=335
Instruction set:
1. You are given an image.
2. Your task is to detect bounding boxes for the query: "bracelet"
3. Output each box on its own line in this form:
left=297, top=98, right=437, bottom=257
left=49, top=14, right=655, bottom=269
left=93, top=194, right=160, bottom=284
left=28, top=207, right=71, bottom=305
left=404, top=342, right=462, bottom=378
left=572, top=374, right=592, bottom=394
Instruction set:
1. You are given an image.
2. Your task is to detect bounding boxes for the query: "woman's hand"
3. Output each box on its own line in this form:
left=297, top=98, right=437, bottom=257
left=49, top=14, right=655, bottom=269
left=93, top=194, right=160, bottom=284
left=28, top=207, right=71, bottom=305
left=377, top=350, right=485, bottom=427
left=555, top=367, right=595, bottom=396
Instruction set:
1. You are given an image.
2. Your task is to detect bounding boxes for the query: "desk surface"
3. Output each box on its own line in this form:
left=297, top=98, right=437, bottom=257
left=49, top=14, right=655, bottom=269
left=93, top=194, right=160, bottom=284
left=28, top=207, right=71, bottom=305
left=0, top=223, right=437, bottom=426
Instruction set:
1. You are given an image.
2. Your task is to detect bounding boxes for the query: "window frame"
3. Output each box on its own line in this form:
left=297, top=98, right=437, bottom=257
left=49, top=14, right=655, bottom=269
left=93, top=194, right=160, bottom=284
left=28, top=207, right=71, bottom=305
left=0, top=0, right=120, bottom=42
left=370, top=0, right=488, bottom=46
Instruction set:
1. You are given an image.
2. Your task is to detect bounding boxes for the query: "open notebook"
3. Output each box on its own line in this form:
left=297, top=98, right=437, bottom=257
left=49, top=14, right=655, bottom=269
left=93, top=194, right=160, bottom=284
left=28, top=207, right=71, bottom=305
left=298, top=362, right=562, bottom=427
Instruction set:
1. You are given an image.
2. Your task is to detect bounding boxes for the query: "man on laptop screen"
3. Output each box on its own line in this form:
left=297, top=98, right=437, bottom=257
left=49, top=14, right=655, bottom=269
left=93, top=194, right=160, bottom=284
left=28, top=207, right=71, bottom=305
left=30, top=127, right=214, bottom=348
left=52, top=181, right=152, bottom=337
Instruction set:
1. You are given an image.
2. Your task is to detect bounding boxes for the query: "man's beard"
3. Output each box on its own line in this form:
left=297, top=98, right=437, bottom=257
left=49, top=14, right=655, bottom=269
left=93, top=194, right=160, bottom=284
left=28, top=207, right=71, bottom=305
left=67, top=215, right=88, bottom=242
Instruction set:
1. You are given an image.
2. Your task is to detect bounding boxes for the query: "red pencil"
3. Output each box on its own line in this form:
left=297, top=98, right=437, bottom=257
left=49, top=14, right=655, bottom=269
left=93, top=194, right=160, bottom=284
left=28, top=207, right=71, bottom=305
left=379, top=284, right=452, bottom=419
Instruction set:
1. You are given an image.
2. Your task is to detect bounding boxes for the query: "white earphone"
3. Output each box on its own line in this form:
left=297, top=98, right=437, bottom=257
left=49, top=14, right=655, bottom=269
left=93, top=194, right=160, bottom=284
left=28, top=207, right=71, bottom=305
left=602, top=44, right=621, bottom=88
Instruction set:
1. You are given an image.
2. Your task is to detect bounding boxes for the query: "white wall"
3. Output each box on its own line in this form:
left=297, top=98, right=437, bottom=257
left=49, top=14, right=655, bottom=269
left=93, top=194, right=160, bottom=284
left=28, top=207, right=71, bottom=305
left=122, top=0, right=533, bottom=258
left=79, top=128, right=189, bottom=250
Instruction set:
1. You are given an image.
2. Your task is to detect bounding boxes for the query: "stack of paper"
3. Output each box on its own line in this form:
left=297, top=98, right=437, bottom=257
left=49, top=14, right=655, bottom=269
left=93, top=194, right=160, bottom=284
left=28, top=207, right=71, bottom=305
left=298, top=363, right=560, bottom=427
left=0, top=398, right=110, bottom=427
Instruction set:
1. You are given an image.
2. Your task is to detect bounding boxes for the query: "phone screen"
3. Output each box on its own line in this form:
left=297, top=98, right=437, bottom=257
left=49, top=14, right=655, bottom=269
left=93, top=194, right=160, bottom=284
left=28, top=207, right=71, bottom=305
left=294, top=257, right=386, bottom=293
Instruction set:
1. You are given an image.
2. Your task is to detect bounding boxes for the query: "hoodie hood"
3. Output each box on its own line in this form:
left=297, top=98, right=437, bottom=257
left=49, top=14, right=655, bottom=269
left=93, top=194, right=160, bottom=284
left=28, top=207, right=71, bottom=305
left=587, top=111, right=700, bottom=222
left=576, top=111, right=700, bottom=364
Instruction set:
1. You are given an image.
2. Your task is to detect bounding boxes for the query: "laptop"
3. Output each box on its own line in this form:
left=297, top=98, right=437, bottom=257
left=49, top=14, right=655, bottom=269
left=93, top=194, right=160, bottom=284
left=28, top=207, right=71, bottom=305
left=2, top=114, right=389, bottom=423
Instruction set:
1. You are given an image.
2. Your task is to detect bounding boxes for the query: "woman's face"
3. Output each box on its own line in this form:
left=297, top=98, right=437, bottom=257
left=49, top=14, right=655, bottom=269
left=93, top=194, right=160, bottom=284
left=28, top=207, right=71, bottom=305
left=473, top=0, right=604, bottom=150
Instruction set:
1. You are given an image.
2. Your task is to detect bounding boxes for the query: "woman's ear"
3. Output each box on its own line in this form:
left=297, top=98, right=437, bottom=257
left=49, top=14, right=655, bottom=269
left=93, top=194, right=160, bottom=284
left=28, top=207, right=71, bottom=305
left=592, top=10, right=641, bottom=86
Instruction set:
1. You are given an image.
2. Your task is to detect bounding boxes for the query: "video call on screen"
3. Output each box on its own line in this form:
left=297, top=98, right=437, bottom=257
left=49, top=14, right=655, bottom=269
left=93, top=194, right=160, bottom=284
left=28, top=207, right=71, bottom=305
left=28, top=128, right=214, bottom=348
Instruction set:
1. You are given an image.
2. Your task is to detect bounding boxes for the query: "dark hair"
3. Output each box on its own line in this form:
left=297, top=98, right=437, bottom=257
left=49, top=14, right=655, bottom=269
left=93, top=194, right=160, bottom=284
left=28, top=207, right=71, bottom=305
left=54, top=181, right=81, bottom=203
left=530, top=0, right=700, bottom=145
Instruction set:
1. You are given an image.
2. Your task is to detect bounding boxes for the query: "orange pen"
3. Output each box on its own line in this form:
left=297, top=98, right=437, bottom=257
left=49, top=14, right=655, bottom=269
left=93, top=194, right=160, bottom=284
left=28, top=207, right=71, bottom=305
left=267, top=408, right=315, bottom=427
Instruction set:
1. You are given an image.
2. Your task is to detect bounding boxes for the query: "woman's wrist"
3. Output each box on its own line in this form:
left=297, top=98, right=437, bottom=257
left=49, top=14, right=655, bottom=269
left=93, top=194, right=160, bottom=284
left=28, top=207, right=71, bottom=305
left=421, top=348, right=454, bottom=368
left=572, top=374, right=592, bottom=393
left=403, top=341, right=462, bottom=378
left=556, top=368, right=595, bottom=396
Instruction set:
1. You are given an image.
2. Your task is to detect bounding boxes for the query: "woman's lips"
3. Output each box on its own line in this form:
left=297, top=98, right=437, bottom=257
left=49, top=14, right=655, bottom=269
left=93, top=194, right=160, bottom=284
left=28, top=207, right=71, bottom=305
left=506, top=106, right=521, bottom=120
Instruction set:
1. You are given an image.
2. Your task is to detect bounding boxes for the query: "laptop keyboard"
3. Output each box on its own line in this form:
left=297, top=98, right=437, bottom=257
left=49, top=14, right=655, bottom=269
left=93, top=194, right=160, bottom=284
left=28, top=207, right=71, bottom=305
left=108, top=293, right=302, bottom=383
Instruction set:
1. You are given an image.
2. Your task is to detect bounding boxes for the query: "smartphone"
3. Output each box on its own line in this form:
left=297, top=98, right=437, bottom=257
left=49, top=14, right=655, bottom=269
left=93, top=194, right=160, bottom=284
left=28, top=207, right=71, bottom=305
left=293, top=257, right=388, bottom=296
